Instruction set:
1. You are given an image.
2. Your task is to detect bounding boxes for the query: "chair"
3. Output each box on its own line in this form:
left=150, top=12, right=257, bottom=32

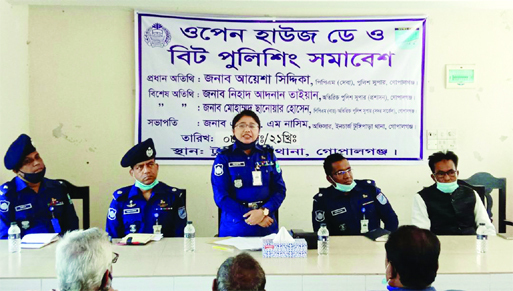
left=217, top=207, right=279, bottom=236
left=457, top=180, right=487, bottom=214
left=57, top=179, right=90, bottom=230
left=460, top=172, right=512, bottom=233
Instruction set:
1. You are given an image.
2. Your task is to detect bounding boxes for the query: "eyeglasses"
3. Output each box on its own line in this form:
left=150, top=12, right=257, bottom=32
left=433, top=170, right=457, bottom=179
left=332, top=168, right=352, bottom=176
left=112, top=252, right=119, bottom=264
left=234, top=123, right=260, bottom=130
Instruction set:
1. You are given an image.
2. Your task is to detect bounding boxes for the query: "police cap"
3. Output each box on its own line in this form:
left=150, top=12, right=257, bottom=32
left=4, top=134, right=36, bottom=170
left=120, top=138, right=156, bottom=168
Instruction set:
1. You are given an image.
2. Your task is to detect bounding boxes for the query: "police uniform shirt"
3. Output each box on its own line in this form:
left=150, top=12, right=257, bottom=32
left=312, top=180, right=398, bottom=235
left=106, top=182, right=187, bottom=238
left=0, top=176, right=79, bottom=239
left=211, top=143, right=286, bottom=237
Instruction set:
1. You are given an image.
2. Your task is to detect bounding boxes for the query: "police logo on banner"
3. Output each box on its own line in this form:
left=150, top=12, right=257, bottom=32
left=377, top=193, right=388, bottom=205
left=315, top=210, right=325, bottom=222
left=0, top=200, right=9, bottom=212
left=144, top=23, right=171, bottom=48
left=214, top=164, right=224, bottom=176
left=108, top=208, right=117, bottom=220
left=178, top=206, right=187, bottom=219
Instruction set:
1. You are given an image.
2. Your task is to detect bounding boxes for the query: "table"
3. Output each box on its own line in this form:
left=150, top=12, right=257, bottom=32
left=1, top=236, right=513, bottom=291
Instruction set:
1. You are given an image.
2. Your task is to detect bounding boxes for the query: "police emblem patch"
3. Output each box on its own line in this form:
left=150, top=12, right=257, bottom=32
left=178, top=206, right=187, bottom=219
left=0, top=200, right=9, bottom=212
left=377, top=193, right=388, bottom=205
left=146, top=147, right=153, bottom=157
left=214, top=164, right=224, bottom=176
left=315, top=210, right=325, bottom=222
left=108, top=208, right=117, bottom=220
left=339, top=224, right=346, bottom=231
left=127, top=200, right=136, bottom=208
left=234, top=179, right=243, bottom=188
left=22, top=221, right=30, bottom=229
left=159, top=200, right=168, bottom=208
left=144, top=23, right=171, bottom=48
left=130, top=224, right=137, bottom=233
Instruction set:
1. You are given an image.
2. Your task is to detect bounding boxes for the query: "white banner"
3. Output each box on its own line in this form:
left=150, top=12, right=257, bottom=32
left=135, top=12, right=426, bottom=165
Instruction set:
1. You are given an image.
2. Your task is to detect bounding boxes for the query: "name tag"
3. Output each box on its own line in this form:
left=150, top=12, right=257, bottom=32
left=362, top=201, right=374, bottom=206
left=15, top=203, right=32, bottom=212
left=331, top=207, right=347, bottom=216
left=229, top=162, right=245, bottom=167
left=123, top=208, right=141, bottom=215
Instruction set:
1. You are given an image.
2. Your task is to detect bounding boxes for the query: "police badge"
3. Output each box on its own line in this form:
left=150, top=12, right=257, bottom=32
left=214, top=164, right=224, bottom=176
left=315, top=210, right=325, bottom=222
left=0, top=200, right=9, bottom=212
left=144, top=23, right=171, bottom=48
left=234, top=179, right=243, bottom=188
left=146, top=147, right=153, bottom=157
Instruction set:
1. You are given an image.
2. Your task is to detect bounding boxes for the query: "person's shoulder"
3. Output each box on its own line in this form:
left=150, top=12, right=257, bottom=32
left=111, top=186, right=132, bottom=201
left=314, top=186, right=333, bottom=200
left=261, top=144, right=274, bottom=152
left=156, top=182, right=183, bottom=195
left=0, top=178, right=16, bottom=197
left=216, top=144, right=234, bottom=155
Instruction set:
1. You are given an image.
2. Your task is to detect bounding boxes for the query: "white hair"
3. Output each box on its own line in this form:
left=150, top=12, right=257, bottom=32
left=55, top=228, right=112, bottom=291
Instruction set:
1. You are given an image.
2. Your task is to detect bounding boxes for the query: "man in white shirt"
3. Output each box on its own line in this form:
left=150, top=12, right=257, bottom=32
left=412, top=151, right=495, bottom=235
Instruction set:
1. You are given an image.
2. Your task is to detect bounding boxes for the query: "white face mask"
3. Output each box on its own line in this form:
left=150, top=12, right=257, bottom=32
left=329, top=176, right=356, bottom=192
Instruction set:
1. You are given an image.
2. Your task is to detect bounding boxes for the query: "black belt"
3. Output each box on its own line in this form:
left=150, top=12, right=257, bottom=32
left=241, top=201, right=264, bottom=209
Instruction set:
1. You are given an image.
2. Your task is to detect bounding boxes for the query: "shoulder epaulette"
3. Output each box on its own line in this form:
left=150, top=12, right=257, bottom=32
left=112, top=188, right=129, bottom=201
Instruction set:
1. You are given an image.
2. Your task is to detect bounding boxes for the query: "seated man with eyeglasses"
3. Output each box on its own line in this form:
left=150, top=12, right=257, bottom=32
left=412, top=151, right=495, bottom=235
left=312, top=153, right=398, bottom=235
left=106, top=138, right=187, bottom=238
left=55, top=228, right=118, bottom=291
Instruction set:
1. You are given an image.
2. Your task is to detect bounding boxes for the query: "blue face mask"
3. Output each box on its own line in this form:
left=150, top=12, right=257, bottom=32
left=19, top=167, right=46, bottom=184
left=134, top=178, right=159, bottom=191
left=332, top=179, right=357, bottom=192
left=235, top=139, right=257, bottom=151
left=436, top=181, right=459, bottom=193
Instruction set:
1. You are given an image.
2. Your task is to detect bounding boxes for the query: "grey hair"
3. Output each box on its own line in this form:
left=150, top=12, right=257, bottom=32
left=55, top=228, right=112, bottom=291
left=216, top=253, right=266, bottom=291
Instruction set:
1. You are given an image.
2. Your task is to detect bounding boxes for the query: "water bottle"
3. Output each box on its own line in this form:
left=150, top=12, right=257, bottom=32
left=8, top=222, right=21, bottom=253
left=184, top=221, right=196, bottom=252
left=317, top=223, right=329, bottom=255
left=476, top=223, right=488, bottom=253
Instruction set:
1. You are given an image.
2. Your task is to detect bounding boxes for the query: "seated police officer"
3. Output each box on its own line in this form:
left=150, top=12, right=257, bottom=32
left=312, top=153, right=398, bottom=235
left=106, top=138, right=187, bottom=238
left=0, top=134, right=78, bottom=238
left=412, top=151, right=495, bottom=235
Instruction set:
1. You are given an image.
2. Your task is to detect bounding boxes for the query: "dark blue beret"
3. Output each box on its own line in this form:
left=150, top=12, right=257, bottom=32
left=121, top=138, right=156, bottom=168
left=4, top=134, right=36, bottom=170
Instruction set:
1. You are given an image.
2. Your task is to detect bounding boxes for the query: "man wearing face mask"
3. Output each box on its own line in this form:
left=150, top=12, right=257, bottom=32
left=0, top=134, right=78, bottom=239
left=106, top=138, right=187, bottom=238
left=312, top=153, right=398, bottom=235
left=412, top=151, right=495, bottom=235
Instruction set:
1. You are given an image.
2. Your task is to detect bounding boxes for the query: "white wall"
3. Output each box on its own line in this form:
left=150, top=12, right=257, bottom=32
left=1, top=2, right=513, bottom=236
left=0, top=0, right=29, bottom=183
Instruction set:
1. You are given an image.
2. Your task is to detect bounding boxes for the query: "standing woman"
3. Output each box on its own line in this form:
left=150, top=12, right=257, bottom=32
left=212, top=110, right=286, bottom=237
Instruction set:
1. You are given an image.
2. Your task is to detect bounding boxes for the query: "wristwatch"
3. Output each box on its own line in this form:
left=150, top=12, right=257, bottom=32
left=261, top=207, right=269, bottom=216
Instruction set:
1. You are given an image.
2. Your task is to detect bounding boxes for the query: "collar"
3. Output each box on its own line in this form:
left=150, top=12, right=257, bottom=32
left=232, top=142, right=264, bottom=153
left=15, top=176, right=28, bottom=191
left=128, top=183, right=163, bottom=199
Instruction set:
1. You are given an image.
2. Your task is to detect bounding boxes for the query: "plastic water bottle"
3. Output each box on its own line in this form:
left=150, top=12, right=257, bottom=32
left=476, top=223, right=488, bottom=253
left=8, top=222, right=21, bottom=253
left=317, top=223, right=329, bottom=255
left=184, top=221, right=196, bottom=252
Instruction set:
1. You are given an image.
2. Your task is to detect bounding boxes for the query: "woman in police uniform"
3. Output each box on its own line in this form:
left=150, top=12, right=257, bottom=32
left=211, top=110, right=286, bottom=237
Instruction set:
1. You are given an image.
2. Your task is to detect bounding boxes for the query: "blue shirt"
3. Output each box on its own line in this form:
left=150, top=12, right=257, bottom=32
left=106, top=182, right=187, bottom=238
left=0, top=176, right=79, bottom=239
left=212, top=143, right=286, bottom=237
left=312, top=180, right=398, bottom=235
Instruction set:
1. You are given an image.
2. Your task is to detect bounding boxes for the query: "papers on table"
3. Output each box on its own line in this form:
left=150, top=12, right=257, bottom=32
left=21, top=233, right=59, bottom=249
left=119, top=233, right=157, bottom=245
left=213, top=237, right=262, bottom=251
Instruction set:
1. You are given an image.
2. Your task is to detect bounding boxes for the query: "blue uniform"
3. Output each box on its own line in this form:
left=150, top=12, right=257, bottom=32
left=312, top=180, right=398, bottom=235
left=212, top=143, right=286, bottom=237
left=0, top=177, right=79, bottom=239
left=106, top=182, right=187, bottom=238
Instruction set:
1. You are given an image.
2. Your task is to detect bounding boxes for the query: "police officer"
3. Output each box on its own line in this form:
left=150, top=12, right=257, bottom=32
left=212, top=110, right=286, bottom=237
left=312, top=153, right=398, bottom=235
left=106, top=138, right=187, bottom=238
left=0, top=134, right=78, bottom=239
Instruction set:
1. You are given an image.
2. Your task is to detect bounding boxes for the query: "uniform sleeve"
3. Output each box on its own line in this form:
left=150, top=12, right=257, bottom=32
left=411, top=193, right=431, bottom=230
left=0, top=200, right=12, bottom=239
left=60, top=188, right=79, bottom=233
left=262, top=153, right=286, bottom=213
left=211, top=153, right=248, bottom=217
left=172, top=190, right=187, bottom=237
left=374, top=189, right=398, bottom=232
left=105, top=198, right=124, bottom=239
left=473, top=191, right=496, bottom=235
left=312, top=194, right=323, bottom=233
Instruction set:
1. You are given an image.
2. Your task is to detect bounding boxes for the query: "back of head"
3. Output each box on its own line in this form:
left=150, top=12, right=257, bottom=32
left=216, top=253, right=266, bottom=291
left=385, top=225, right=440, bottom=289
left=56, top=228, right=112, bottom=291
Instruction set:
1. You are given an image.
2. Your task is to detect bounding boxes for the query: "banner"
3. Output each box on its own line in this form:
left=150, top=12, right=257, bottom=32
left=136, top=12, right=426, bottom=164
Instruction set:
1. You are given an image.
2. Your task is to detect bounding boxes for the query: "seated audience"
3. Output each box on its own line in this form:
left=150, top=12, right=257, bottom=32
left=213, top=252, right=266, bottom=291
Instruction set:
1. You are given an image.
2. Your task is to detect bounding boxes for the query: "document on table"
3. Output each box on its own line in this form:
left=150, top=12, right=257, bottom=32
left=213, top=237, right=262, bottom=251
left=21, top=233, right=59, bottom=249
